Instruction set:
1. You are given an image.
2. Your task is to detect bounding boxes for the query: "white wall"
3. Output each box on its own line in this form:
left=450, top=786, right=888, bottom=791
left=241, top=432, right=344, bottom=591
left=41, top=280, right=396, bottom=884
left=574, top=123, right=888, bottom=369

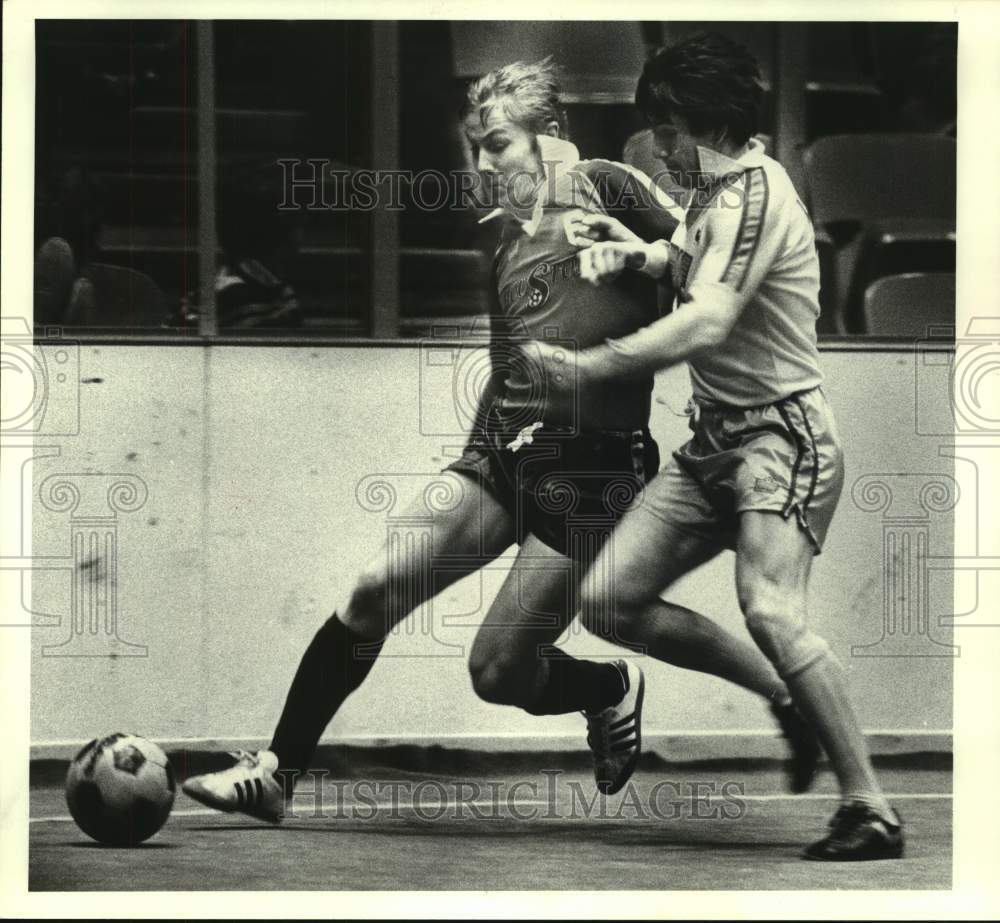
left=26, top=344, right=955, bottom=744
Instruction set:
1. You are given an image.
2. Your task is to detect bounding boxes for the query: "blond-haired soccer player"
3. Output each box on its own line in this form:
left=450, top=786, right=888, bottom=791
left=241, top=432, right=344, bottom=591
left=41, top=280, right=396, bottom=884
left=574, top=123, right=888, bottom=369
left=182, top=57, right=819, bottom=823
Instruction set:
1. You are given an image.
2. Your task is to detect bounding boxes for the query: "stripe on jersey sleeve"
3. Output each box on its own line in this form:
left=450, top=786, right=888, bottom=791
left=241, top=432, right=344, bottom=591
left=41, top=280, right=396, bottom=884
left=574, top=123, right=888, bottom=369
left=721, top=167, right=769, bottom=293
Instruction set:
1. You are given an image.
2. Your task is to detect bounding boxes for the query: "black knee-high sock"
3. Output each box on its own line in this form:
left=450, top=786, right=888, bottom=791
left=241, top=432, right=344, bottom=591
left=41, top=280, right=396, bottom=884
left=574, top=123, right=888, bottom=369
left=269, top=613, right=384, bottom=777
left=522, top=648, right=626, bottom=716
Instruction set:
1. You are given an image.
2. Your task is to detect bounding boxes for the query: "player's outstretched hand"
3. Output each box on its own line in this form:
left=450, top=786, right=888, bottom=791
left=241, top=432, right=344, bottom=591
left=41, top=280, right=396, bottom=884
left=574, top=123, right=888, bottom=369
left=565, top=212, right=641, bottom=248
left=579, top=240, right=647, bottom=285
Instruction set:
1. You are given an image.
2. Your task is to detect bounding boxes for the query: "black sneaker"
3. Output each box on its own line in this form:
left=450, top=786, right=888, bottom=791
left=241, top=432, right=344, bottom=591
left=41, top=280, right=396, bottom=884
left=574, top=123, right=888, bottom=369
left=804, top=802, right=904, bottom=861
left=584, top=660, right=644, bottom=795
left=771, top=701, right=822, bottom=793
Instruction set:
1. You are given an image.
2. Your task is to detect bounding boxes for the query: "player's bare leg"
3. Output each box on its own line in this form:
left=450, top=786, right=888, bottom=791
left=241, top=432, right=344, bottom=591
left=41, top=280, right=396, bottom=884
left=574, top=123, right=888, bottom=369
left=468, top=535, right=602, bottom=710
left=467, top=534, right=644, bottom=793
left=580, top=499, right=822, bottom=794
left=581, top=502, right=792, bottom=704
left=267, top=474, right=516, bottom=778
left=183, top=474, right=515, bottom=819
left=735, top=511, right=902, bottom=860
left=467, top=527, right=814, bottom=795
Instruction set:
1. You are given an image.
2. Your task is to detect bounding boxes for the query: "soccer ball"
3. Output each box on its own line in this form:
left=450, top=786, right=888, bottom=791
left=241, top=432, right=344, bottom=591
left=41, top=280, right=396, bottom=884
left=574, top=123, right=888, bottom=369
left=65, top=733, right=175, bottom=846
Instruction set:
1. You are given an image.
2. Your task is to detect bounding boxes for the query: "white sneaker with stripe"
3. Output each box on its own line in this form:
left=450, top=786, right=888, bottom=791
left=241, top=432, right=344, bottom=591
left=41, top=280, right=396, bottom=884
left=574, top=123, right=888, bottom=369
left=181, top=749, right=286, bottom=822
left=584, top=660, right=645, bottom=795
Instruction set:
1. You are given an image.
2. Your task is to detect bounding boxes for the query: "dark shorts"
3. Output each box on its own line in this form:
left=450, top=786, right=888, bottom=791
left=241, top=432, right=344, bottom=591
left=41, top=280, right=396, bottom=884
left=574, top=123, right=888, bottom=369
left=445, top=406, right=660, bottom=560
left=641, top=387, right=844, bottom=554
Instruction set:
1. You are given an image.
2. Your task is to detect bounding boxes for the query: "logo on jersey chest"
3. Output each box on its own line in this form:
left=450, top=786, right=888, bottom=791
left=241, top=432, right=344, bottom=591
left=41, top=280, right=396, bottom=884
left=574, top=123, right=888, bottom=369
left=499, top=254, right=581, bottom=312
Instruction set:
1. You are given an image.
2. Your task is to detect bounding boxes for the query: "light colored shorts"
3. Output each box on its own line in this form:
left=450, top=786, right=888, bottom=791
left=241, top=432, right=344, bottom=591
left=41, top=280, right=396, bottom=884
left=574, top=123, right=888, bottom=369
left=640, top=386, right=845, bottom=554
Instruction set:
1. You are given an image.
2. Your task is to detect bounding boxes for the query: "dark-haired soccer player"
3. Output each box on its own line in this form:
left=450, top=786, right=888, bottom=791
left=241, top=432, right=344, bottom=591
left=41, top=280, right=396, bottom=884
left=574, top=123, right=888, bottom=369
left=545, top=33, right=902, bottom=860
left=182, top=57, right=818, bottom=822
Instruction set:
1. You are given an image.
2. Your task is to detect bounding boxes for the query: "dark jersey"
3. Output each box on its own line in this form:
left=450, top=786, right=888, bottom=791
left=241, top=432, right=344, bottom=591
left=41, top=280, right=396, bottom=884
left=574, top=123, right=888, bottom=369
left=482, top=140, right=683, bottom=432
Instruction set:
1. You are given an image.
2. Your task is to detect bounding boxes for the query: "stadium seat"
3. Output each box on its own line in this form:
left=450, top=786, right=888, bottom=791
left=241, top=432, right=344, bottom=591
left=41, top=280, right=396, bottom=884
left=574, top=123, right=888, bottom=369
left=805, top=82, right=887, bottom=139
left=69, top=263, right=169, bottom=328
left=802, top=133, right=955, bottom=331
left=801, top=22, right=888, bottom=138
left=861, top=272, right=955, bottom=337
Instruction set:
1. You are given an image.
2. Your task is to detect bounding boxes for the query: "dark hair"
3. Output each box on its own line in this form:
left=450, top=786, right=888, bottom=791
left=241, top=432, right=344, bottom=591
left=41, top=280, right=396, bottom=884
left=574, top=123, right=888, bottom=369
left=461, top=57, right=568, bottom=138
left=636, top=32, right=764, bottom=146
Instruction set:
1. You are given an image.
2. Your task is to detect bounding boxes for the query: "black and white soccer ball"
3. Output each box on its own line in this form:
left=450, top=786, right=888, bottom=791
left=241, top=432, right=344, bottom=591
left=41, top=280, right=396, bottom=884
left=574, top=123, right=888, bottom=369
left=65, top=733, right=176, bottom=845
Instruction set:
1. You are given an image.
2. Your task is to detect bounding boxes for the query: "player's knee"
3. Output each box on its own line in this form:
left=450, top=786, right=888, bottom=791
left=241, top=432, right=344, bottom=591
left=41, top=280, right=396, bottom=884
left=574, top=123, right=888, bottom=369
left=582, top=602, right=645, bottom=648
left=579, top=580, right=646, bottom=640
left=340, top=565, right=391, bottom=639
left=742, top=600, right=829, bottom=679
left=468, top=654, right=525, bottom=707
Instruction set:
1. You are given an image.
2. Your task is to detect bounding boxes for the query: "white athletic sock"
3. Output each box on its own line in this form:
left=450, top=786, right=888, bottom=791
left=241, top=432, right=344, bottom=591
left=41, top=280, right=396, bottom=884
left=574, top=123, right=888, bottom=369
left=842, top=792, right=898, bottom=825
left=785, top=651, right=888, bottom=810
left=770, top=688, right=793, bottom=708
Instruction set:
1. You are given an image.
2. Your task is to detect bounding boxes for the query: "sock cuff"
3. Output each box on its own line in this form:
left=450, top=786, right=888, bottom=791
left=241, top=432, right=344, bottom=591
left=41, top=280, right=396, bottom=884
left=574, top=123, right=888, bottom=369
left=776, top=635, right=832, bottom=680
left=324, top=612, right=385, bottom=658
left=841, top=793, right=898, bottom=824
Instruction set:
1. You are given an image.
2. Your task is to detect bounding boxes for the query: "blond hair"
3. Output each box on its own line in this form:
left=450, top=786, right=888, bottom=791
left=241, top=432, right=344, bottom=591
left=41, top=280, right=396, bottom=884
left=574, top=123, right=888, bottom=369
left=462, top=57, right=568, bottom=138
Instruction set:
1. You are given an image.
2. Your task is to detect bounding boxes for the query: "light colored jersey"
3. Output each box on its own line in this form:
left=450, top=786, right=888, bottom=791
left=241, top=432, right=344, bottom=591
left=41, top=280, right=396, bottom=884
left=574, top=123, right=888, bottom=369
left=668, top=138, right=824, bottom=407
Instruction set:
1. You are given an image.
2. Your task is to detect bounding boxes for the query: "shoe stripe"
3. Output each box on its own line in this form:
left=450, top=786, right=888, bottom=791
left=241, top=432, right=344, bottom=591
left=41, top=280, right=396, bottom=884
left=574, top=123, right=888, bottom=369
left=611, top=739, right=637, bottom=753
left=869, top=819, right=892, bottom=838
left=243, top=779, right=255, bottom=807
left=234, top=782, right=244, bottom=807
left=255, top=777, right=264, bottom=803
left=610, top=724, right=635, bottom=742
left=609, top=714, right=635, bottom=730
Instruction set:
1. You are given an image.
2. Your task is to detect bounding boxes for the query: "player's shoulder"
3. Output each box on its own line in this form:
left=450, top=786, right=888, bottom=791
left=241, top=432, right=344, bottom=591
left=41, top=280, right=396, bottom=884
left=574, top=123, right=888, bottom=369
left=575, top=157, right=631, bottom=179
left=574, top=158, right=684, bottom=217
left=575, top=157, right=658, bottom=192
left=757, top=155, right=814, bottom=231
left=759, top=153, right=801, bottom=204
left=708, top=157, right=799, bottom=235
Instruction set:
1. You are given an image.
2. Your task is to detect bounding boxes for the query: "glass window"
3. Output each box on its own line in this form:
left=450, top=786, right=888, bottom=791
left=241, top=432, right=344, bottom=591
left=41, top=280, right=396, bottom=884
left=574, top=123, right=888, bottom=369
left=397, top=21, right=488, bottom=333
left=211, top=21, right=373, bottom=335
left=33, top=19, right=956, bottom=342
left=34, top=21, right=199, bottom=333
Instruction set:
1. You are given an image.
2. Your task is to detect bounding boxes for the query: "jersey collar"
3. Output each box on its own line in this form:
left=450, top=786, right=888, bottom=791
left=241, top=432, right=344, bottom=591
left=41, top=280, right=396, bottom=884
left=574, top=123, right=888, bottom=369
left=696, top=136, right=766, bottom=179
left=478, top=135, right=590, bottom=237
